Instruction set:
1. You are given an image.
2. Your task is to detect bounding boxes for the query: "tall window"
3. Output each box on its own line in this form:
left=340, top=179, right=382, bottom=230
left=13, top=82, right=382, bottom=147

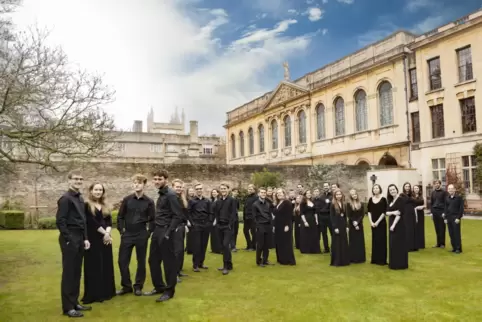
left=248, top=127, right=254, bottom=155
left=271, top=120, right=278, bottom=150
left=432, top=158, right=446, bottom=188
left=428, top=57, right=442, bottom=90
left=202, top=146, right=213, bottom=155
left=230, top=134, right=236, bottom=158
left=379, top=81, right=394, bottom=126
left=460, top=97, right=476, bottom=133
left=150, top=144, right=162, bottom=153
left=411, top=112, right=420, bottom=143
left=298, top=110, right=307, bottom=144
left=457, top=46, right=473, bottom=83
left=430, top=104, right=445, bottom=138
left=354, top=89, right=368, bottom=131
left=258, top=124, right=265, bottom=153
left=409, top=68, right=418, bottom=100
left=239, top=131, right=245, bottom=157
left=334, top=97, right=345, bottom=136
left=283, top=115, right=292, bottom=147
left=316, top=103, right=325, bottom=140
left=462, top=155, right=478, bottom=194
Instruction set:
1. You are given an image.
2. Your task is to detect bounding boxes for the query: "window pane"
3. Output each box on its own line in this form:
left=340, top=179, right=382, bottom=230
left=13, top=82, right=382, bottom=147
left=439, top=158, right=445, bottom=169
left=432, top=170, right=439, bottom=179
left=431, top=159, right=438, bottom=169
left=471, top=155, right=477, bottom=166
left=462, top=155, right=469, bottom=167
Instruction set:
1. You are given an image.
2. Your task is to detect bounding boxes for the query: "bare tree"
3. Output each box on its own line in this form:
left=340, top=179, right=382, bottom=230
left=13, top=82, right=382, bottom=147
left=0, top=1, right=118, bottom=171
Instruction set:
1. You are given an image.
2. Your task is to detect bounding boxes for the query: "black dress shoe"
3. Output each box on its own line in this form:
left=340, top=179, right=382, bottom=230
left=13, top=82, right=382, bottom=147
left=222, top=268, right=229, bottom=275
left=116, top=289, right=132, bottom=296
left=257, top=263, right=266, bottom=267
left=263, top=262, right=275, bottom=266
left=156, top=293, right=173, bottom=302
left=455, top=250, right=461, bottom=254
left=64, top=310, right=83, bottom=318
left=232, top=248, right=238, bottom=252
left=178, top=272, right=188, bottom=277
left=200, top=265, right=208, bottom=269
left=217, top=267, right=224, bottom=271
left=193, top=267, right=201, bottom=272
left=134, top=289, right=143, bottom=296
left=75, top=305, right=91, bottom=311
left=177, top=276, right=182, bottom=283
left=144, top=289, right=163, bottom=296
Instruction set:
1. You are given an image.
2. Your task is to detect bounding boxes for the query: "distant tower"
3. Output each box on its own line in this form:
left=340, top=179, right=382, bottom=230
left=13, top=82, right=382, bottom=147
left=181, top=108, right=186, bottom=132
left=147, top=106, right=154, bottom=132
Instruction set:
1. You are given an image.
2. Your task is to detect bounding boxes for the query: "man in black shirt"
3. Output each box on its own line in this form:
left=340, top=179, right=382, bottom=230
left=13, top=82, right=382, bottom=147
left=116, top=174, right=155, bottom=296
left=243, top=184, right=258, bottom=251
left=145, top=169, right=184, bottom=302
left=443, top=184, right=464, bottom=253
left=430, top=179, right=447, bottom=248
left=317, top=182, right=333, bottom=253
left=188, top=182, right=212, bottom=272
left=213, top=183, right=237, bottom=275
left=252, top=187, right=274, bottom=267
left=231, top=188, right=240, bottom=252
left=55, top=170, right=92, bottom=318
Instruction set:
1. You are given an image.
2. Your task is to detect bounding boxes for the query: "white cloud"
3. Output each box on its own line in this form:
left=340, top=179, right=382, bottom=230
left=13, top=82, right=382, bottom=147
left=288, top=9, right=298, bottom=15
left=322, top=28, right=328, bottom=35
left=306, top=8, right=324, bottom=22
left=322, top=0, right=329, bottom=3
left=410, top=15, right=446, bottom=33
left=11, top=0, right=314, bottom=135
left=405, top=0, right=435, bottom=12
left=337, top=0, right=354, bottom=4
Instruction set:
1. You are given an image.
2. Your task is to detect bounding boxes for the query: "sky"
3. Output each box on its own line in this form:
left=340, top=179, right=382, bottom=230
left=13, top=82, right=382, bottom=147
left=10, top=0, right=482, bottom=136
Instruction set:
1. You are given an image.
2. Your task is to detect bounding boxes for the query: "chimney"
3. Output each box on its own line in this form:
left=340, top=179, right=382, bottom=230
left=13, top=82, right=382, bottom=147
left=189, top=120, right=198, bottom=143
left=132, top=120, right=143, bottom=132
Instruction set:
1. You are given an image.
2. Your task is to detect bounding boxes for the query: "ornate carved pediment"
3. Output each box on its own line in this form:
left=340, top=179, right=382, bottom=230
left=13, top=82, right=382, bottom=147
left=264, top=82, right=308, bottom=110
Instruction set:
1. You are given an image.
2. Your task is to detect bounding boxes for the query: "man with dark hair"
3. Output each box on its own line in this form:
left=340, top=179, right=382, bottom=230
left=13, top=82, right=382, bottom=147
left=296, top=184, right=304, bottom=195
left=431, top=179, right=447, bottom=248
left=56, top=170, right=92, bottom=318
left=188, top=182, right=212, bottom=272
left=443, top=184, right=464, bottom=254
left=116, top=174, right=155, bottom=296
left=231, top=188, right=240, bottom=252
left=243, top=184, right=258, bottom=251
left=144, top=169, right=184, bottom=302
left=318, top=182, right=333, bottom=253
left=213, top=183, right=237, bottom=275
left=252, top=187, right=273, bottom=267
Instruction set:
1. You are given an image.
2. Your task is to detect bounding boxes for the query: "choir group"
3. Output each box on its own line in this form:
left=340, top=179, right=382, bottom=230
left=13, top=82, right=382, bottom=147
left=55, top=170, right=464, bottom=318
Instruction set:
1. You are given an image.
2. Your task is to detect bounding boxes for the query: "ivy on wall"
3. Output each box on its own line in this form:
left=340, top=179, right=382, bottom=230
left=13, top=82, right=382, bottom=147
left=473, top=143, right=482, bottom=196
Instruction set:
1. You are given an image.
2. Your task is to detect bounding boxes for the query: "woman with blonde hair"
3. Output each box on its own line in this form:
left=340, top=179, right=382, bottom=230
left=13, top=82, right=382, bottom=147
left=171, top=179, right=189, bottom=282
left=273, top=188, right=296, bottom=265
left=292, top=195, right=302, bottom=249
left=330, top=188, right=350, bottom=267
left=347, top=189, right=366, bottom=263
left=81, top=182, right=116, bottom=304
left=299, top=190, right=321, bottom=254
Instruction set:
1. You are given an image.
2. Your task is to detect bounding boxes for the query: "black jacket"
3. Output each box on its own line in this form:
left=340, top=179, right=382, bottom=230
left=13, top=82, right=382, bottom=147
left=252, top=198, right=272, bottom=225
left=214, top=195, right=237, bottom=226
left=444, top=194, right=464, bottom=220
left=56, top=189, right=88, bottom=242
left=243, top=193, right=258, bottom=220
left=117, top=193, right=155, bottom=233
left=154, top=186, right=184, bottom=236
left=188, top=197, right=213, bottom=227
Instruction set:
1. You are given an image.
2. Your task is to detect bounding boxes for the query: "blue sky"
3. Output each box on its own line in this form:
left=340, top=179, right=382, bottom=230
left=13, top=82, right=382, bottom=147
left=13, top=0, right=482, bottom=134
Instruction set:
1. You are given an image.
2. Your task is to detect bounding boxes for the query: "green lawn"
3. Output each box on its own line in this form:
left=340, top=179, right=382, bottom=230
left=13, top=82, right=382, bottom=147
left=1, top=221, right=482, bottom=322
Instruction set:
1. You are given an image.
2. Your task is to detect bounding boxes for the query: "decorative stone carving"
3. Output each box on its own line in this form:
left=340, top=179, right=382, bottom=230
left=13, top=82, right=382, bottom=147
left=266, top=84, right=306, bottom=109
left=283, top=147, right=291, bottom=156
left=296, top=144, right=307, bottom=154
left=270, top=150, right=279, bottom=158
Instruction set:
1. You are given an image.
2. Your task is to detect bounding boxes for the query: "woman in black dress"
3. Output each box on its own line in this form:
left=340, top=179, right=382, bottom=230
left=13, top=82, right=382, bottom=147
left=293, top=195, right=302, bottom=250
left=210, top=189, right=222, bottom=254
left=299, top=190, right=321, bottom=254
left=367, top=184, right=388, bottom=266
left=266, top=187, right=276, bottom=250
left=330, top=189, right=350, bottom=267
left=401, top=182, right=418, bottom=252
left=185, top=188, right=195, bottom=255
left=347, top=189, right=366, bottom=264
left=386, top=184, right=409, bottom=270
left=172, top=179, right=188, bottom=283
left=81, top=183, right=116, bottom=304
left=413, top=185, right=426, bottom=249
left=273, top=189, right=296, bottom=265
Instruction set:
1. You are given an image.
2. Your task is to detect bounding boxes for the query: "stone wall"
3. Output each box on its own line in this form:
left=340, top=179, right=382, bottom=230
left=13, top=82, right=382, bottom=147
left=1, top=163, right=373, bottom=217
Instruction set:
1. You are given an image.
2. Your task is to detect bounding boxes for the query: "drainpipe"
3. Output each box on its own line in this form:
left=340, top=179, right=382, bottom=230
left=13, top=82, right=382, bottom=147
left=402, top=48, right=412, bottom=168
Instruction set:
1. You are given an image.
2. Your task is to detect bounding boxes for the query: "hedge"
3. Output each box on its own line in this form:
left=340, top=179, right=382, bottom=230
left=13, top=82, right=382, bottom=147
left=0, top=210, right=25, bottom=229
left=38, top=211, right=119, bottom=230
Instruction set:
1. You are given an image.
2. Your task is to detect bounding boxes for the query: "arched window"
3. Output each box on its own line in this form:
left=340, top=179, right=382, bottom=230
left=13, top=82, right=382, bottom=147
left=334, top=97, right=345, bottom=136
left=271, top=120, right=278, bottom=150
left=298, top=110, right=307, bottom=144
left=239, top=131, right=245, bottom=157
left=355, top=89, right=368, bottom=131
left=258, top=124, right=265, bottom=153
left=316, top=103, right=325, bottom=140
left=379, top=81, right=394, bottom=126
left=230, top=134, right=236, bottom=158
left=283, top=115, right=292, bottom=147
left=248, top=128, right=254, bottom=155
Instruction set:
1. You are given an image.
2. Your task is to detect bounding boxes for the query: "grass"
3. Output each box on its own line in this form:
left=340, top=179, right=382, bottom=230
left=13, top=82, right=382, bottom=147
left=1, top=220, right=482, bottom=322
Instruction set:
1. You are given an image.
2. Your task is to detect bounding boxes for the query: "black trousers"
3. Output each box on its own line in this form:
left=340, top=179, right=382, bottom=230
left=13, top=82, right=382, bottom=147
left=191, top=225, right=210, bottom=268
left=231, top=220, right=239, bottom=249
left=148, top=226, right=177, bottom=296
left=243, top=218, right=256, bottom=249
left=218, top=224, right=233, bottom=269
left=172, top=226, right=185, bottom=274
left=447, top=219, right=462, bottom=251
left=432, top=211, right=446, bottom=246
left=118, top=230, right=149, bottom=291
left=255, top=224, right=272, bottom=265
left=59, top=230, right=84, bottom=313
left=318, top=214, right=332, bottom=251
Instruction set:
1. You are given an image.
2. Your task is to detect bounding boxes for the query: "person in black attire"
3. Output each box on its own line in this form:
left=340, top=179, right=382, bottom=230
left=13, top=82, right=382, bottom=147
left=231, top=188, right=240, bottom=252
left=243, top=184, right=258, bottom=251
left=55, top=170, right=92, bottom=318
left=171, top=179, right=189, bottom=283
left=213, top=183, right=237, bottom=275
left=252, top=187, right=274, bottom=267
left=184, top=187, right=196, bottom=255
left=210, top=189, right=223, bottom=254
left=145, top=169, right=184, bottom=302
left=189, top=182, right=212, bottom=272
left=116, top=174, right=155, bottom=296
left=443, top=184, right=464, bottom=254
left=318, top=182, right=333, bottom=253
left=430, top=179, right=447, bottom=248
left=401, top=182, right=418, bottom=252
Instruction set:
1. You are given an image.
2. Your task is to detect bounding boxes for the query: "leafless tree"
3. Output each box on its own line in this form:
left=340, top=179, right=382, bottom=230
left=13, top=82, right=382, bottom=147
left=0, top=0, right=118, bottom=172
